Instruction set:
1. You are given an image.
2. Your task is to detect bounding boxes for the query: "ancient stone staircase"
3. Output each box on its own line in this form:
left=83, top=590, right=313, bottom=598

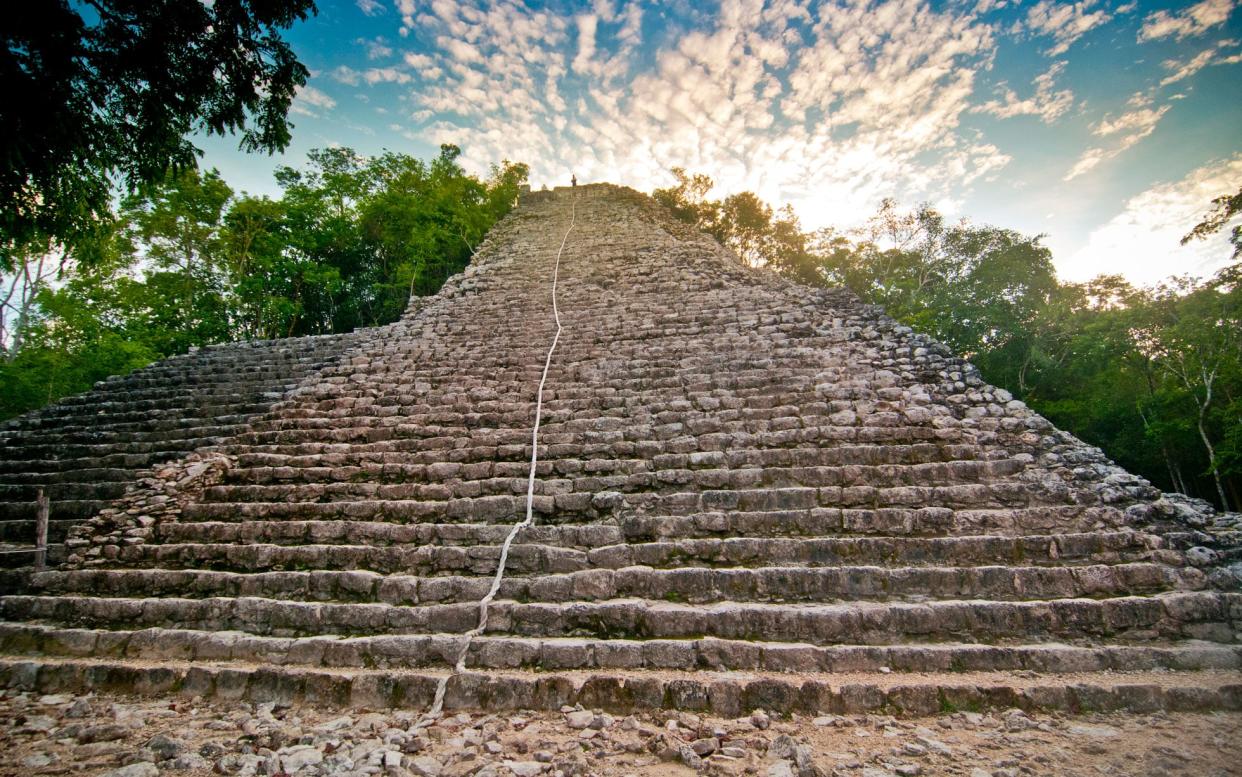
left=0, top=333, right=365, bottom=567
left=0, top=184, right=1237, bottom=716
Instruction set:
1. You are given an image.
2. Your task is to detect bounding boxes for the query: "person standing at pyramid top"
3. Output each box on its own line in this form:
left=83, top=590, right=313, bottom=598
left=571, top=174, right=577, bottom=187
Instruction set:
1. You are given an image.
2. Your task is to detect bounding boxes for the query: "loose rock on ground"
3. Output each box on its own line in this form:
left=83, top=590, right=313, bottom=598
left=0, top=689, right=1238, bottom=777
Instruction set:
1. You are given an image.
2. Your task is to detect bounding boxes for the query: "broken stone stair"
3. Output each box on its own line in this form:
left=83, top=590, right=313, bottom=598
left=0, top=333, right=366, bottom=567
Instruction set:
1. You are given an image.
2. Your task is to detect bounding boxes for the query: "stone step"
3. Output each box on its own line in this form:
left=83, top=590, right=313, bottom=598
left=6, top=373, right=291, bottom=408
left=0, top=544, right=67, bottom=570
left=640, top=483, right=1042, bottom=513
left=0, top=499, right=110, bottom=522
left=0, top=468, right=136, bottom=486
left=154, top=520, right=623, bottom=549
left=213, top=461, right=1029, bottom=498
left=2, top=591, right=1234, bottom=644
left=114, top=531, right=1174, bottom=575
left=0, top=481, right=129, bottom=502
left=0, top=441, right=209, bottom=460
left=120, top=542, right=593, bottom=575
left=174, top=500, right=1122, bottom=539
left=0, top=452, right=177, bottom=474
left=216, top=438, right=982, bottom=465
left=619, top=505, right=1126, bottom=539
left=12, top=386, right=285, bottom=413
left=191, top=481, right=1044, bottom=517
left=1, top=656, right=1238, bottom=716
left=6, top=416, right=257, bottom=439
left=179, top=497, right=557, bottom=524
left=0, top=519, right=78, bottom=543
left=18, top=562, right=1205, bottom=606
left=23, top=381, right=292, bottom=410
left=241, top=402, right=941, bottom=435
left=246, top=408, right=962, bottom=437
left=234, top=420, right=958, bottom=448
left=591, top=532, right=1172, bottom=569
left=229, top=442, right=988, bottom=471
left=208, top=471, right=586, bottom=497
left=0, top=424, right=247, bottom=449
left=11, top=404, right=276, bottom=434
left=4, top=623, right=1241, bottom=676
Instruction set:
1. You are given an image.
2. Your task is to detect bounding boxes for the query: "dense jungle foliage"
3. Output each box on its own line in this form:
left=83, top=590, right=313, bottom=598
left=655, top=169, right=1242, bottom=511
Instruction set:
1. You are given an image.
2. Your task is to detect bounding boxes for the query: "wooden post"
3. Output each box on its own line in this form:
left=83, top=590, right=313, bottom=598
left=34, top=488, right=49, bottom=571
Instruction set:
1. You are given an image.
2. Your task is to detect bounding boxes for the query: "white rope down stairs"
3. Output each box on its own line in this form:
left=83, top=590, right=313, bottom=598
left=423, top=192, right=578, bottom=720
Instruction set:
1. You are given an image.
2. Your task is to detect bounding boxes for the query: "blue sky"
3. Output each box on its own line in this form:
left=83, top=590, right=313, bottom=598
left=198, top=0, right=1242, bottom=286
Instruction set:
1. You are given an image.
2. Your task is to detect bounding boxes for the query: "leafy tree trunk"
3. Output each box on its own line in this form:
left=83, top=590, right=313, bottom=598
left=1174, top=361, right=1230, bottom=510
left=1195, top=393, right=1230, bottom=510
left=1, top=248, right=54, bottom=363
left=1139, top=404, right=1188, bottom=495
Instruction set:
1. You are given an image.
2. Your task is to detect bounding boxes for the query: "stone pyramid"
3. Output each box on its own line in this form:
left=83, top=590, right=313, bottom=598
left=0, top=184, right=1238, bottom=717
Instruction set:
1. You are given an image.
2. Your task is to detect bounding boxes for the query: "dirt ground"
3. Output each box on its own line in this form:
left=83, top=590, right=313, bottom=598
left=0, top=687, right=1237, bottom=777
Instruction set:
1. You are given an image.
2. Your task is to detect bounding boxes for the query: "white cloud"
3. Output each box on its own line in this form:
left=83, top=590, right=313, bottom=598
left=402, top=52, right=442, bottom=80
left=394, top=0, right=1008, bottom=229
left=331, top=64, right=412, bottom=86
left=1025, top=0, right=1112, bottom=56
left=331, top=65, right=362, bottom=86
left=572, top=14, right=599, bottom=75
left=1159, top=38, right=1241, bottom=85
left=1093, top=105, right=1170, bottom=137
left=440, top=36, right=484, bottom=64
left=1139, top=0, right=1239, bottom=41
left=1065, top=154, right=1242, bottom=284
left=355, top=0, right=383, bottom=15
left=403, top=52, right=433, bottom=69
left=397, top=0, right=416, bottom=34
left=296, top=85, right=337, bottom=111
left=1063, top=103, right=1170, bottom=180
left=363, top=67, right=412, bottom=85
left=971, top=60, right=1074, bottom=122
left=361, top=37, right=393, bottom=60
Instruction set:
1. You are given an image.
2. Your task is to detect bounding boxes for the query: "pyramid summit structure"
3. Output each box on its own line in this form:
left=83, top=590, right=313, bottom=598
left=0, top=183, right=1238, bottom=716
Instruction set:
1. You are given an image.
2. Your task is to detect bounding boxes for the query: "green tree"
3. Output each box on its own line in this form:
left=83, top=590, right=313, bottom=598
left=273, top=147, right=375, bottom=333
left=120, top=168, right=234, bottom=353
left=653, top=167, right=719, bottom=230
left=222, top=195, right=340, bottom=339
left=361, top=145, right=529, bottom=312
left=1137, top=278, right=1240, bottom=509
left=0, top=223, right=156, bottom=419
left=0, top=0, right=315, bottom=260
left=272, top=144, right=528, bottom=333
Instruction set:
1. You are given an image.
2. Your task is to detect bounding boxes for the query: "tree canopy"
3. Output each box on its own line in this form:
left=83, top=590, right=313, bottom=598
left=0, top=0, right=316, bottom=263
